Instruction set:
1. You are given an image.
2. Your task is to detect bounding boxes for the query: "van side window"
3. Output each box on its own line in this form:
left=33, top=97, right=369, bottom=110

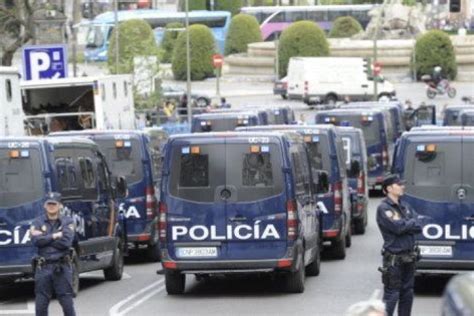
left=291, top=152, right=305, bottom=194
left=242, top=152, right=274, bottom=187
left=180, top=154, right=208, bottom=187
left=79, top=157, right=96, bottom=189
left=55, top=156, right=78, bottom=198
left=97, top=159, right=108, bottom=192
left=76, top=149, right=99, bottom=200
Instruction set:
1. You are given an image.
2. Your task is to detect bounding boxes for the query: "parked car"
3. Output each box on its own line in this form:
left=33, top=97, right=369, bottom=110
left=162, top=85, right=211, bottom=107
left=273, top=76, right=288, bottom=99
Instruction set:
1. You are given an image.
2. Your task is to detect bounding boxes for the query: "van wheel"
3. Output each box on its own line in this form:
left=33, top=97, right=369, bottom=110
left=165, top=271, right=185, bottom=295
left=354, top=218, right=366, bottom=235
left=284, top=253, right=305, bottom=293
left=345, top=225, right=352, bottom=248
left=329, top=235, right=346, bottom=260
left=305, top=248, right=321, bottom=277
left=104, top=244, right=124, bottom=281
left=281, top=94, right=288, bottom=100
left=72, top=258, right=80, bottom=297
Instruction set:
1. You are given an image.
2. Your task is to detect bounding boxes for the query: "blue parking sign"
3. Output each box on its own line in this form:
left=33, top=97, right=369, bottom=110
left=22, top=45, right=68, bottom=80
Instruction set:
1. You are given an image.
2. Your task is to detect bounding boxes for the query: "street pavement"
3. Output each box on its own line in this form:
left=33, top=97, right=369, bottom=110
left=0, top=197, right=448, bottom=316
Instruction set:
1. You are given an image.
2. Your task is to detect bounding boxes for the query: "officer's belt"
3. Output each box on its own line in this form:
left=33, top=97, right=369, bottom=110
left=383, top=249, right=418, bottom=265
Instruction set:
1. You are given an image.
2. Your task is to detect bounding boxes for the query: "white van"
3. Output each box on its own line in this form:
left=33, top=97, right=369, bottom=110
left=0, top=67, right=24, bottom=136
left=286, top=57, right=396, bottom=105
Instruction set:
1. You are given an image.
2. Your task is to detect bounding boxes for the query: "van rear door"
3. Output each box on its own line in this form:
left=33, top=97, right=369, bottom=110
left=224, top=138, right=287, bottom=260
left=459, top=136, right=474, bottom=261
left=166, top=139, right=227, bottom=260
left=403, top=138, right=463, bottom=262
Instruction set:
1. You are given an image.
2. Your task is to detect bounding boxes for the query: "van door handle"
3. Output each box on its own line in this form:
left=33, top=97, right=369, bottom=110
left=229, top=216, right=247, bottom=222
left=464, top=216, right=474, bottom=221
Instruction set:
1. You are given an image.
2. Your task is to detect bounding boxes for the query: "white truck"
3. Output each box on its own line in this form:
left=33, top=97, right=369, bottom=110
left=286, top=57, right=396, bottom=105
left=21, top=74, right=136, bottom=135
left=0, top=67, right=25, bottom=136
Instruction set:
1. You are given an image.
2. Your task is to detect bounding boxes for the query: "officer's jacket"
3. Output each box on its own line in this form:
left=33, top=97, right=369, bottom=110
left=376, top=197, right=421, bottom=254
left=31, top=215, right=75, bottom=261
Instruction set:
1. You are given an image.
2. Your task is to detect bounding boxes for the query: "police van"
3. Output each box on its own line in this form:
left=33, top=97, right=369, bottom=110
left=264, top=106, right=296, bottom=125
left=159, top=132, right=322, bottom=294
left=392, top=127, right=474, bottom=276
left=443, top=105, right=474, bottom=126
left=459, top=109, right=474, bottom=126
left=316, top=109, right=392, bottom=190
left=0, top=137, right=127, bottom=293
left=191, top=112, right=261, bottom=133
left=237, top=125, right=352, bottom=258
left=337, top=126, right=369, bottom=235
left=51, top=130, right=162, bottom=261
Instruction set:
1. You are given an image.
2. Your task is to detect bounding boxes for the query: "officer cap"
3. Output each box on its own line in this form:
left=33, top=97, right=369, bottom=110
left=45, top=192, right=62, bottom=204
left=382, top=174, right=406, bottom=193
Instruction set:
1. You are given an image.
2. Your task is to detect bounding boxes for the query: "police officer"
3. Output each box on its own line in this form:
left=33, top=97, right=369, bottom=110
left=30, top=192, right=76, bottom=316
left=376, top=175, right=421, bottom=316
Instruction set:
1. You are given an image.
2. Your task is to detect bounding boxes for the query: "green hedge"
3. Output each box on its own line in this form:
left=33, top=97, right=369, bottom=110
left=161, top=22, right=184, bottom=63
left=172, top=24, right=216, bottom=80
left=278, top=21, right=330, bottom=77
left=215, top=0, right=243, bottom=16
left=414, top=30, right=457, bottom=80
left=225, top=14, right=262, bottom=55
left=329, top=16, right=363, bottom=38
left=107, top=19, right=159, bottom=74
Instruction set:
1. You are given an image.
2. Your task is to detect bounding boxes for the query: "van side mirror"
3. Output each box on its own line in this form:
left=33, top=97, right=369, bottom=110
left=115, top=176, right=128, bottom=199
left=348, top=160, right=361, bottom=178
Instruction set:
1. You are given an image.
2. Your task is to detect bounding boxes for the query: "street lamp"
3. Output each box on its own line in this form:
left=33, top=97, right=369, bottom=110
left=185, top=0, right=192, bottom=124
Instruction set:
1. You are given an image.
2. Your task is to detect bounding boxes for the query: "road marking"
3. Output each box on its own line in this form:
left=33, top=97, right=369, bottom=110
left=0, top=300, right=34, bottom=315
left=109, top=279, right=164, bottom=316
left=119, top=285, right=166, bottom=316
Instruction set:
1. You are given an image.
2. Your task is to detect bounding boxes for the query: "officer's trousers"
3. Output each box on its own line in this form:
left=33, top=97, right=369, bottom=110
left=383, top=261, right=415, bottom=316
left=35, top=264, right=76, bottom=316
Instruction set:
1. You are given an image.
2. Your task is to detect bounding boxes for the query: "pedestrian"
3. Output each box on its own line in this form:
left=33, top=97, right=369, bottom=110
left=178, top=94, right=188, bottom=122
left=219, top=97, right=231, bottom=108
left=376, top=175, right=422, bottom=316
left=49, top=117, right=68, bottom=133
left=30, top=192, right=76, bottom=316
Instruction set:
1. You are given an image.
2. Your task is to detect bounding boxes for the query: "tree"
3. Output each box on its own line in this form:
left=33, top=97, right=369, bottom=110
left=414, top=30, right=457, bottom=80
left=161, top=22, right=184, bottom=63
left=329, top=16, right=363, bottom=38
left=225, top=14, right=262, bottom=55
left=107, top=19, right=160, bottom=74
left=172, top=24, right=215, bottom=81
left=0, top=0, right=37, bottom=66
left=278, top=21, right=329, bottom=77
left=215, top=0, right=243, bottom=16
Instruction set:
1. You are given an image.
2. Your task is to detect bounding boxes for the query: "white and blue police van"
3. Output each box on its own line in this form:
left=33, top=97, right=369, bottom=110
left=0, top=137, right=127, bottom=294
left=392, top=127, right=474, bottom=277
left=158, top=132, right=322, bottom=294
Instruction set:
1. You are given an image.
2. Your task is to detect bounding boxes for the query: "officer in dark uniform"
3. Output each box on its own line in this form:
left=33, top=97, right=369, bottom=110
left=30, top=192, right=76, bottom=316
left=376, top=175, right=421, bottom=316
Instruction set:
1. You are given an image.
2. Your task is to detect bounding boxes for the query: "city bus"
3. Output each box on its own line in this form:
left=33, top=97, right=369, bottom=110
left=83, top=9, right=231, bottom=61
left=240, top=5, right=375, bottom=41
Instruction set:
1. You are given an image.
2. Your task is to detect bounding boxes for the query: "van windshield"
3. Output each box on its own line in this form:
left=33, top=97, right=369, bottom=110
left=94, top=139, right=144, bottom=184
left=404, top=141, right=461, bottom=202
left=169, top=143, right=283, bottom=202
left=304, top=134, right=332, bottom=176
left=0, top=149, right=44, bottom=208
left=334, top=115, right=382, bottom=147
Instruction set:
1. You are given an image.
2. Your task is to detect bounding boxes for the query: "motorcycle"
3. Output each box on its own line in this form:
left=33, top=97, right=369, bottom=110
left=421, top=74, right=456, bottom=99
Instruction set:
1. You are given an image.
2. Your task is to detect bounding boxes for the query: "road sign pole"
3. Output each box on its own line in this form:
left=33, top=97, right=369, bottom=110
left=216, top=68, right=221, bottom=99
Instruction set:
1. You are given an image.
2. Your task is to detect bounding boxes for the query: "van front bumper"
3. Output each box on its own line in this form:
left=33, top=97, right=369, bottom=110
left=416, top=259, right=474, bottom=274
left=0, top=265, right=32, bottom=280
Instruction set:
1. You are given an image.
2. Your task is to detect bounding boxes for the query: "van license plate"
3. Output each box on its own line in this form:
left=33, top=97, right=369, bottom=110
left=176, top=247, right=218, bottom=258
left=419, top=245, right=452, bottom=257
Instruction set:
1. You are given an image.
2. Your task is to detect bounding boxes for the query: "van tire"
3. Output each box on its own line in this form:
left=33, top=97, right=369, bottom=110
left=354, top=218, right=366, bottom=235
left=378, top=93, right=391, bottom=101
left=281, top=94, right=288, bottom=100
left=72, top=257, right=80, bottom=297
left=104, top=244, right=124, bottom=281
left=284, top=252, right=305, bottom=293
left=305, top=248, right=321, bottom=277
left=329, top=235, right=346, bottom=260
left=345, top=224, right=352, bottom=248
left=165, top=271, right=185, bottom=295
